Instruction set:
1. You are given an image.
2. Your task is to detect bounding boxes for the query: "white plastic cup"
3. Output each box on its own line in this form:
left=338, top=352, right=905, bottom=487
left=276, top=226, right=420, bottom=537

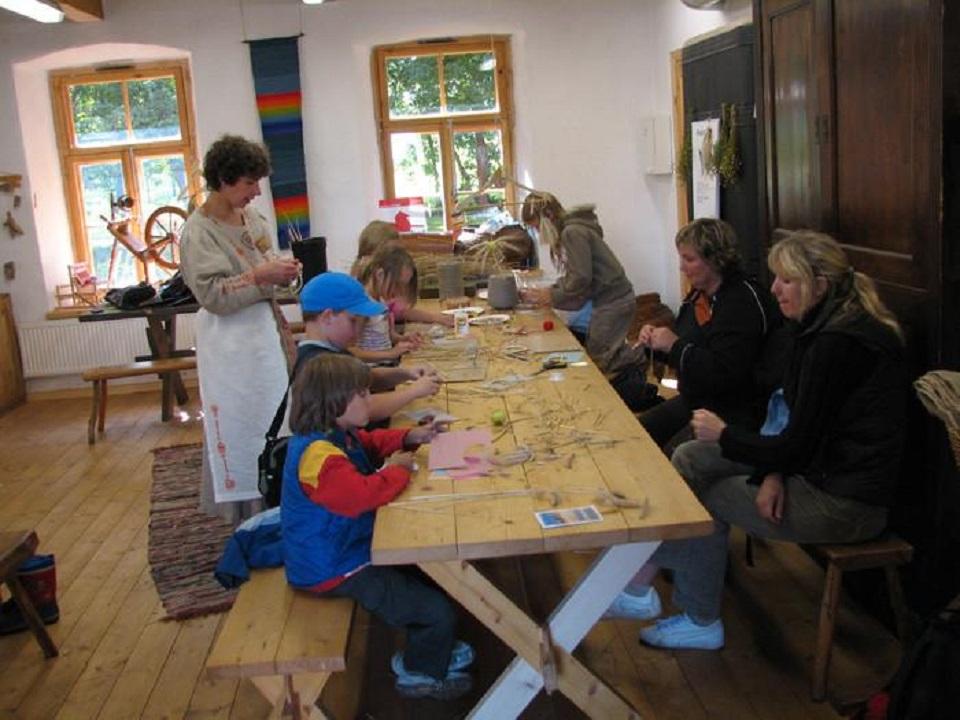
left=454, top=310, right=470, bottom=337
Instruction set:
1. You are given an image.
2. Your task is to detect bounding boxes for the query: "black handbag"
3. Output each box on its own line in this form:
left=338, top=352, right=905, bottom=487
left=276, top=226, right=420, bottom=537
left=105, top=281, right=156, bottom=309
left=154, top=272, right=196, bottom=306
left=258, top=383, right=292, bottom=508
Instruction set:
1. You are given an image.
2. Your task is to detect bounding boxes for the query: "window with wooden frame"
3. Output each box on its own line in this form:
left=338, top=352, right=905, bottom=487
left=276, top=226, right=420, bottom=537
left=372, top=36, right=515, bottom=233
left=51, top=60, right=200, bottom=287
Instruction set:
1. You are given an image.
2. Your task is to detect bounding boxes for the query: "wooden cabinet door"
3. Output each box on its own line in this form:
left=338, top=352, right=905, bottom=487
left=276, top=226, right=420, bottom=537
left=830, top=0, right=939, bottom=335
left=759, top=0, right=943, bottom=364
left=0, top=294, right=25, bottom=413
left=758, top=0, right=834, bottom=232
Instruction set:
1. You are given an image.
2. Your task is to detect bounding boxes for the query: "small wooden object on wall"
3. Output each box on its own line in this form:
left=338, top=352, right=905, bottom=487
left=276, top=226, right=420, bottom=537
left=0, top=174, right=21, bottom=193
left=3, top=211, right=23, bottom=239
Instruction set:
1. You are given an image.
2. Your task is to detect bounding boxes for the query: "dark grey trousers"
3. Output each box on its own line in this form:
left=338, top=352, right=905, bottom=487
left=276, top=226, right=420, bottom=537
left=324, top=564, right=456, bottom=680
left=651, top=440, right=888, bottom=622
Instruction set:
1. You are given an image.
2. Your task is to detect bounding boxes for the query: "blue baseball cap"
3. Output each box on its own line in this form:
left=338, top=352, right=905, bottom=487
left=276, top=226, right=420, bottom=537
left=299, top=272, right=386, bottom=316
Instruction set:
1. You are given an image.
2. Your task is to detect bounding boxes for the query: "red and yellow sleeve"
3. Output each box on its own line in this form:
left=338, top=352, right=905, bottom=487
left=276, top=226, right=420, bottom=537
left=298, top=440, right=410, bottom=518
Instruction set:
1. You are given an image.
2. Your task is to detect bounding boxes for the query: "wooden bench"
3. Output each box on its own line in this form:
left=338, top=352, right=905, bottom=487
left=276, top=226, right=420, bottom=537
left=206, top=567, right=366, bottom=720
left=807, top=535, right=914, bottom=701
left=82, top=357, right=196, bottom=444
left=0, top=530, right=58, bottom=659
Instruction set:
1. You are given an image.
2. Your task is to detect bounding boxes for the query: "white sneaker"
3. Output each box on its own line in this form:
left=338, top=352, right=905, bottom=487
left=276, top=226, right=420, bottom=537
left=638, top=613, right=724, bottom=650
left=602, top=587, right=662, bottom=620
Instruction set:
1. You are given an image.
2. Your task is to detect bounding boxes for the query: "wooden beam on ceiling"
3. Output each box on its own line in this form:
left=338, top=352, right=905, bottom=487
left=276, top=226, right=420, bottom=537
left=59, top=0, right=104, bottom=22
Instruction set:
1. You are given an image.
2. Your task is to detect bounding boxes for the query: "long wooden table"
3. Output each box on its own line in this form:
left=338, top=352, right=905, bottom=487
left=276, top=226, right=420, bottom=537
left=373, top=306, right=713, bottom=719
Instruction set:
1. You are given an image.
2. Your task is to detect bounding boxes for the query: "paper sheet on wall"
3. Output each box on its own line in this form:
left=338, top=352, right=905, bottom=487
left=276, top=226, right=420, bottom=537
left=692, top=118, right=721, bottom=219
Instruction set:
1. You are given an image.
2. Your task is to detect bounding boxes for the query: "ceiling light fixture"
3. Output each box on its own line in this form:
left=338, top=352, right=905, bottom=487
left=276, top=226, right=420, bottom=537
left=0, top=0, right=64, bottom=23
left=302, top=0, right=326, bottom=5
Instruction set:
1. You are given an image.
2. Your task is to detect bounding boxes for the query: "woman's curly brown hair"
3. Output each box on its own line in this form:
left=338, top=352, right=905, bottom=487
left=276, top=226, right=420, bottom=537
left=202, top=134, right=271, bottom=191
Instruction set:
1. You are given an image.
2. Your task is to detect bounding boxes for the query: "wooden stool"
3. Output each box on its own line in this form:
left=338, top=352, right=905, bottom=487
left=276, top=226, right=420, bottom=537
left=0, top=530, right=58, bottom=658
left=808, top=535, right=913, bottom=701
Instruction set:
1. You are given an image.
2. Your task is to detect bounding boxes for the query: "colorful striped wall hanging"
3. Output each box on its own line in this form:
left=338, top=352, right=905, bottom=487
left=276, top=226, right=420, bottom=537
left=247, top=36, right=310, bottom=248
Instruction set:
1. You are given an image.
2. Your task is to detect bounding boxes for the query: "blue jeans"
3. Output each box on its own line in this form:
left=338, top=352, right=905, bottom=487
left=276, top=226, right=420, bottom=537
left=651, top=440, right=888, bottom=622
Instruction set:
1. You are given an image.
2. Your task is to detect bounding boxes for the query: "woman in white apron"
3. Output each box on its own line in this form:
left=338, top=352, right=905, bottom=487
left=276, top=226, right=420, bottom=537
left=180, top=135, right=301, bottom=524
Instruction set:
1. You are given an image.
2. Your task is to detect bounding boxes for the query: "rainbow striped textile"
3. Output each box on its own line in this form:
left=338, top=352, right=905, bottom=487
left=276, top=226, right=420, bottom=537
left=248, top=36, right=310, bottom=248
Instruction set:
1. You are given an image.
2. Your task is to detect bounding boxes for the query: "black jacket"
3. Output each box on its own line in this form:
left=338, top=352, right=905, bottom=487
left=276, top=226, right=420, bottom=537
left=720, top=296, right=907, bottom=507
left=667, top=273, right=779, bottom=428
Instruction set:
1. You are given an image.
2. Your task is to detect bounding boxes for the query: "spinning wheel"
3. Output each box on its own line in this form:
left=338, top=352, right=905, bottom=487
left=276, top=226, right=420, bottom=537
left=143, top=205, right=187, bottom=271
left=102, top=195, right=188, bottom=286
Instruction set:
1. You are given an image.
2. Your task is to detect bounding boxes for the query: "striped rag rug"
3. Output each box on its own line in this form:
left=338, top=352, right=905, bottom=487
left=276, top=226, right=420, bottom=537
left=149, top=444, right=237, bottom=620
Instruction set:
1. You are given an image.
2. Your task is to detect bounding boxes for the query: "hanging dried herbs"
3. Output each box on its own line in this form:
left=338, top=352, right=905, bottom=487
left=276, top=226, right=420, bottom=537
left=716, top=103, right=742, bottom=187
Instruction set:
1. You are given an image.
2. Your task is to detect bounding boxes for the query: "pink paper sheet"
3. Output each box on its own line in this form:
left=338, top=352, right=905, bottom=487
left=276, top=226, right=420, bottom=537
left=428, top=429, right=492, bottom=470
left=448, top=456, right=493, bottom=480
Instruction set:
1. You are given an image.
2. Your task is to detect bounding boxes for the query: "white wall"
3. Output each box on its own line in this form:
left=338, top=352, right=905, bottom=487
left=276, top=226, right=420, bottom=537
left=0, top=0, right=750, bottom=326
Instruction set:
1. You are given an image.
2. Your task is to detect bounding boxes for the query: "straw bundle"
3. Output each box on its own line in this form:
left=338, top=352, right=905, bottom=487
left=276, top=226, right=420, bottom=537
left=914, top=370, right=960, bottom=467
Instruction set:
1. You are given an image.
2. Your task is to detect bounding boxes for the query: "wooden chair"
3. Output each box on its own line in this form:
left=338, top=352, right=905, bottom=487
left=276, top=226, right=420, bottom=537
left=67, top=262, right=104, bottom=307
left=0, top=530, right=58, bottom=658
left=742, top=530, right=914, bottom=701
left=805, top=535, right=914, bottom=701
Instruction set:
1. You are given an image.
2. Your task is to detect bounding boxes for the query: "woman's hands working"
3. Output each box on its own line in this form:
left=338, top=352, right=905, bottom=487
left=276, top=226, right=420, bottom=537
left=635, top=323, right=679, bottom=353
left=253, top=258, right=301, bottom=286
left=691, top=408, right=787, bottom=524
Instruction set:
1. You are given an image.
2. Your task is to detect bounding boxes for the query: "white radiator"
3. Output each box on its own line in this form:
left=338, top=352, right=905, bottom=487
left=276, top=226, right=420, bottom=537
left=18, top=315, right=197, bottom=378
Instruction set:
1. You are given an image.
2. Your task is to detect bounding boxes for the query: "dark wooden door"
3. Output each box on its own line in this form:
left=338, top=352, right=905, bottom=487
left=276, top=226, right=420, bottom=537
left=758, top=0, right=833, bottom=232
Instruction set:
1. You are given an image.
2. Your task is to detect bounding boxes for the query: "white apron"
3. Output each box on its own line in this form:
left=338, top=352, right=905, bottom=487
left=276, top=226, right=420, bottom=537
left=196, top=302, right=288, bottom=503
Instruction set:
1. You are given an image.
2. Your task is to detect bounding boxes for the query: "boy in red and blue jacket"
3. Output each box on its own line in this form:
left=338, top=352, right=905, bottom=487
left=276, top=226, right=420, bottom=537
left=281, top=352, right=473, bottom=700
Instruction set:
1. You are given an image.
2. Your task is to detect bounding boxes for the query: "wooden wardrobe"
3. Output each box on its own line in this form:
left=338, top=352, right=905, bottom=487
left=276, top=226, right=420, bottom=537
left=754, top=0, right=960, bottom=611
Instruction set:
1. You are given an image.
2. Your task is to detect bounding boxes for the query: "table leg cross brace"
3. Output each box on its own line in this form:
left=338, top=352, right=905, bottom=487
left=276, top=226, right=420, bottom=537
left=421, top=540, right=660, bottom=719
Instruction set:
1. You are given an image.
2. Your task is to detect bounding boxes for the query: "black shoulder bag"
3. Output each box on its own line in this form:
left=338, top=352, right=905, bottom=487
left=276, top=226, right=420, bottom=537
left=258, top=385, right=292, bottom=508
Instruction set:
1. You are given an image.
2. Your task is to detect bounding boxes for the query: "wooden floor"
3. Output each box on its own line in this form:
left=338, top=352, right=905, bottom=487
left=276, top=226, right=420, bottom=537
left=0, top=391, right=902, bottom=719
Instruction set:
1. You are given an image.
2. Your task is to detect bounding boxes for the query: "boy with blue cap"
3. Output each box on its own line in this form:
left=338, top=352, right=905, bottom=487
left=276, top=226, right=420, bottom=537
left=295, top=272, right=439, bottom=419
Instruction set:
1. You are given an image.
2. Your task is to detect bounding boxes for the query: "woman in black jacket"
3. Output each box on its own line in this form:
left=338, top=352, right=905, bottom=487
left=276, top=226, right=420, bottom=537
left=629, top=230, right=907, bottom=650
left=638, top=219, right=779, bottom=447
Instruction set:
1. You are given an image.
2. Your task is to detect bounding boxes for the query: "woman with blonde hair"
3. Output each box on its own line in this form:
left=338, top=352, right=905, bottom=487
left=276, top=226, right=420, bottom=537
left=519, top=190, right=642, bottom=379
left=618, top=231, right=907, bottom=649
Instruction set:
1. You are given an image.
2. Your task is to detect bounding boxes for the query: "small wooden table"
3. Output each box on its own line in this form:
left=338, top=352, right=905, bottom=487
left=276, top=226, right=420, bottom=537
left=373, top=308, right=712, bottom=718
left=78, top=303, right=198, bottom=420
